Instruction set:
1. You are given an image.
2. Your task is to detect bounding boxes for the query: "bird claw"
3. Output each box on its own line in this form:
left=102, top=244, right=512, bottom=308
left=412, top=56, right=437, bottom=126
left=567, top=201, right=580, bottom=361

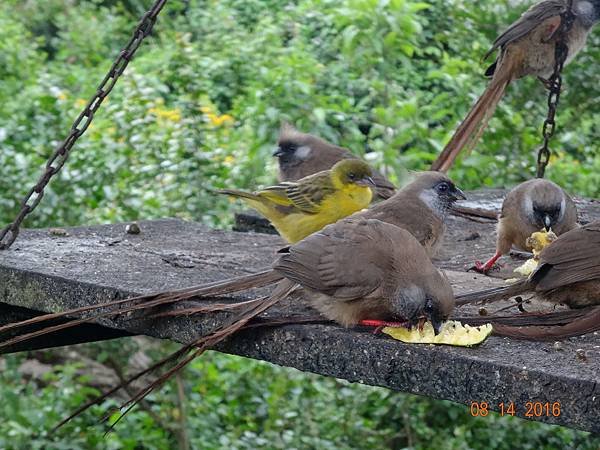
left=468, top=260, right=502, bottom=274
left=538, top=76, right=553, bottom=90
left=468, top=260, right=491, bottom=274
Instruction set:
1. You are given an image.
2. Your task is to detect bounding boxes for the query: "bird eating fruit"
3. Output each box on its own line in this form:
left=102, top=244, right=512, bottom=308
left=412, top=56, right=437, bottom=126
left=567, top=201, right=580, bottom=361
left=472, top=178, right=577, bottom=274
left=459, top=220, right=600, bottom=309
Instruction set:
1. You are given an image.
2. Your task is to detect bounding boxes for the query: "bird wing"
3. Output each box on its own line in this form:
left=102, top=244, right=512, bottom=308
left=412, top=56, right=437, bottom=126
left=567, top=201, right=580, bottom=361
left=533, top=222, right=600, bottom=290
left=273, top=218, right=396, bottom=300
left=259, top=172, right=334, bottom=214
left=361, top=192, right=440, bottom=250
left=484, top=0, right=566, bottom=59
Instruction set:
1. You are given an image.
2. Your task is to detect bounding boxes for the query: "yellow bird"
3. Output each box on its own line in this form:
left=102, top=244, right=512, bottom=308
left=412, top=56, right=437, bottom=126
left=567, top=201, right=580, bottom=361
left=219, top=159, right=375, bottom=243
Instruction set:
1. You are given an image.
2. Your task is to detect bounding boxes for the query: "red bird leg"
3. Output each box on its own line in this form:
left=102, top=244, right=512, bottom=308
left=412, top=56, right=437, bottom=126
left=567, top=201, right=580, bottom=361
left=471, top=251, right=502, bottom=274
left=360, top=319, right=409, bottom=328
left=359, top=319, right=410, bottom=334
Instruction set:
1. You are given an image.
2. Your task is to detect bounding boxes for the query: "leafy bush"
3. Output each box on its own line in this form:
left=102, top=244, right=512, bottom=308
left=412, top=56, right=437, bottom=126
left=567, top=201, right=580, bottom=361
left=1, top=349, right=598, bottom=449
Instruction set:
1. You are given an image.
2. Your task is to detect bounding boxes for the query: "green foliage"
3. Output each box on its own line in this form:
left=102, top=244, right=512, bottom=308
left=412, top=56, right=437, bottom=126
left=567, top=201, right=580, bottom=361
left=2, top=0, right=599, bottom=229
left=1, top=349, right=598, bottom=449
left=1, top=0, right=600, bottom=447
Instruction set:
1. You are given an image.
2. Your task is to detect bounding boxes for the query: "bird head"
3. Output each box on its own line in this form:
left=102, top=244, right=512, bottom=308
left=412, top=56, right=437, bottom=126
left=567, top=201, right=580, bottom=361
left=392, top=283, right=454, bottom=335
left=273, top=123, right=313, bottom=165
left=408, top=171, right=466, bottom=215
left=575, top=0, right=600, bottom=26
left=532, top=205, right=562, bottom=232
left=524, top=179, right=568, bottom=231
left=331, top=159, right=375, bottom=189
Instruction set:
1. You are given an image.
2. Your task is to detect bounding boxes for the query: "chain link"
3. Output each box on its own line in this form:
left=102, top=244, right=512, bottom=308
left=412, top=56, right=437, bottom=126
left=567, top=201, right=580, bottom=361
left=0, top=0, right=168, bottom=249
left=536, top=1, right=574, bottom=178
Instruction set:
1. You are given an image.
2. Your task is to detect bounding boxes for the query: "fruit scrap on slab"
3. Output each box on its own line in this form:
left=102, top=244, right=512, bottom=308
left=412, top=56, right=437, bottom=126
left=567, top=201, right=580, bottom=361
left=514, top=229, right=557, bottom=276
left=382, top=321, right=493, bottom=347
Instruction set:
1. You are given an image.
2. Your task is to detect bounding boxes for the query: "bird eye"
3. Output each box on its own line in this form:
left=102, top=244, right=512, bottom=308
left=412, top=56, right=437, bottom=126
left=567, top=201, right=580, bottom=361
left=348, top=173, right=356, bottom=180
left=436, top=182, right=450, bottom=193
left=424, top=298, right=434, bottom=313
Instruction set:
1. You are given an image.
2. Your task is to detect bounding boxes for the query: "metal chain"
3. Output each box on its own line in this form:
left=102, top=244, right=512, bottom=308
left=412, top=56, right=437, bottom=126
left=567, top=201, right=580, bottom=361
left=536, top=1, right=575, bottom=178
left=0, top=0, right=168, bottom=250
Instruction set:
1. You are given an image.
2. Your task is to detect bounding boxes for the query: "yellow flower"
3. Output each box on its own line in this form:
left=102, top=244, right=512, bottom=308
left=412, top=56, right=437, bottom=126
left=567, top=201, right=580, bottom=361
left=199, top=106, right=212, bottom=114
left=74, top=98, right=86, bottom=108
left=57, top=92, right=67, bottom=101
left=207, top=113, right=234, bottom=126
left=148, top=107, right=182, bottom=122
left=223, top=155, right=235, bottom=165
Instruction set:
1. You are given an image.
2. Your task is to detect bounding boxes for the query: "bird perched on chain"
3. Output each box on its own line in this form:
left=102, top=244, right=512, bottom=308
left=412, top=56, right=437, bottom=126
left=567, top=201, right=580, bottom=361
left=431, top=0, right=600, bottom=172
left=274, top=123, right=397, bottom=200
left=472, top=178, right=578, bottom=274
left=360, top=171, right=466, bottom=257
left=458, top=220, right=600, bottom=308
left=220, top=158, right=375, bottom=243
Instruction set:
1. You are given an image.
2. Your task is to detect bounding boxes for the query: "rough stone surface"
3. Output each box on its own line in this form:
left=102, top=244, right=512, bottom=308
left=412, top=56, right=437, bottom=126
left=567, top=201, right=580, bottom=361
left=0, top=193, right=599, bottom=433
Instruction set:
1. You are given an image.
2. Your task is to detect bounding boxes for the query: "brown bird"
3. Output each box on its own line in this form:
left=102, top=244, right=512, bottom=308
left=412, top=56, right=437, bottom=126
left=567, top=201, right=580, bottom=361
left=473, top=178, right=578, bottom=273
left=358, top=171, right=466, bottom=257
left=274, top=123, right=397, bottom=200
left=431, top=0, right=600, bottom=172
left=458, top=220, right=600, bottom=308
left=274, top=217, right=455, bottom=331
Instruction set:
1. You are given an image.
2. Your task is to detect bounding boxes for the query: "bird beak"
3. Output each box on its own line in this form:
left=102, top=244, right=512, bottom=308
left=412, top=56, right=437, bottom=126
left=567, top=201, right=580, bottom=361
left=356, top=176, right=376, bottom=187
left=543, top=214, right=552, bottom=231
left=451, top=187, right=467, bottom=201
left=430, top=316, right=443, bottom=336
left=272, top=147, right=284, bottom=157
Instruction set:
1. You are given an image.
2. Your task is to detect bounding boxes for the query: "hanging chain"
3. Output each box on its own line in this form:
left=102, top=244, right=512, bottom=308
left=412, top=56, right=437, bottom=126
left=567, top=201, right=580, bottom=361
left=0, top=0, right=168, bottom=250
left=536, top=1, right=575, bottom=178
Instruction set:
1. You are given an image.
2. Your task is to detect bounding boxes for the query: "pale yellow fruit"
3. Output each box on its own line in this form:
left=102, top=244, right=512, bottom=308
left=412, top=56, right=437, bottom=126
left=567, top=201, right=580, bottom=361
left=526, top=229, right=557, bottom=257
left=514, top=258, right=539, bottom=277
left=382, top=321, right=493, bottom=347
left=514, top=229, right=558, bottom=276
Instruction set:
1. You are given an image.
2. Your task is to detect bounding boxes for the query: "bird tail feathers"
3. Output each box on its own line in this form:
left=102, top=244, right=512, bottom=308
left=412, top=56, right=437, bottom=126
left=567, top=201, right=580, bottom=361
left=455, top=279, right=529, bottom=306
left=431, top=63, right=513, bottom=172
left=0, top=268, right=283, bottom=352
left=54, top=279, right=297, bottom=430
left=456, top=306, right=600, bottom=341
left=218, top=189, right=260, bottom=201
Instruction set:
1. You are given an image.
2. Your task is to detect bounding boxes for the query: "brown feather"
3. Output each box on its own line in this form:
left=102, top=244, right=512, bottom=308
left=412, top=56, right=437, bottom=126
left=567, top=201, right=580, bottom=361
left=431, top=59, right=515, bottom=172
left=459, top=221, right=600, bottom=312
left=492, top=306, right=600, bottom=340
left=55, top=280, right=297, bottom=429
left=0, top=268, right=283, bottom=349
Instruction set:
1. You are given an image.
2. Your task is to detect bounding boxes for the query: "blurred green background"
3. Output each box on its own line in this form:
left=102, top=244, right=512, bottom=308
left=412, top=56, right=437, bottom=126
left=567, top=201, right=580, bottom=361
left=1, top=0, right=599, bottom=448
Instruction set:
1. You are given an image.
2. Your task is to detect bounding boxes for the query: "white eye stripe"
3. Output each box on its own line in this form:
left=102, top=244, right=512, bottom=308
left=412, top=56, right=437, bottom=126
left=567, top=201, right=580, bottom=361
left=558, top=197, right=566, bottom=222
left=294, top=145, right=312, bottom=160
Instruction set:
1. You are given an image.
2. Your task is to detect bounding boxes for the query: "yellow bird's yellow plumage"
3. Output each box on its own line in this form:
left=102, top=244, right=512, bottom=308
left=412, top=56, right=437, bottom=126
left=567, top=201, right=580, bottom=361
left=219, top=159, right=374, bottom=243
